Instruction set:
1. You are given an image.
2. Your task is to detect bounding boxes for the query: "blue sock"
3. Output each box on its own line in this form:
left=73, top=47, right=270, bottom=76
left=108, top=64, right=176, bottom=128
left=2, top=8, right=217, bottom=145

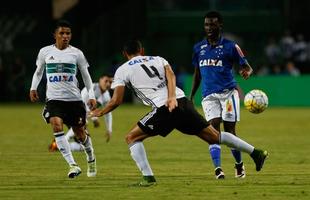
left=209, top=144, right=221, bottom=168
left=231, top=148, right=242, bottom=164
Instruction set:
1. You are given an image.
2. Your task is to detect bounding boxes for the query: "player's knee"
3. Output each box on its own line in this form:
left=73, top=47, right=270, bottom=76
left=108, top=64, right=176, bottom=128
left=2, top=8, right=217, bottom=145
left=125, top=134, right=132, bottom=144
left=125, top=133, right=138, bottom=145
left=72, top=127, right=85, bottom=140
left=200, top=126, right=220, bottom=144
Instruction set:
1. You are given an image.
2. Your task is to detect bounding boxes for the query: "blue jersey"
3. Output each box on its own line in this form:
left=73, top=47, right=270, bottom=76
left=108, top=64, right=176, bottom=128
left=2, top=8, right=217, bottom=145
left=192, top=37, right=248, bottom=97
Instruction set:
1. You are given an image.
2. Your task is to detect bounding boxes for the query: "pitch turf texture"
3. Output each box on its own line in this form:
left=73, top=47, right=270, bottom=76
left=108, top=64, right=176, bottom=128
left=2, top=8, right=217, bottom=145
left=0, top=104, right=309, bottom=200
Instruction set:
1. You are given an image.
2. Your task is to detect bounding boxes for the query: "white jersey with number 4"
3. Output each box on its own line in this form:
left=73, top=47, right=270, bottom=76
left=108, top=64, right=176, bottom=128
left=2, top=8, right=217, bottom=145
left=35, top=45, right=89, bottom=101
left=112, top=55, right=185, bottom=107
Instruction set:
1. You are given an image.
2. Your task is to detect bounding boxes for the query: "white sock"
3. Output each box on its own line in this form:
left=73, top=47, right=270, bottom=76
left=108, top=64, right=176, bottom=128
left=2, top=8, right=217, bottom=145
left=220, top=131, right=254, bottom=154
left=129, top=142, right=153, bottom=176
left=65, top=128, right=75, bottom=141
left=69, top=142, right=84, bottom=152
left=54, top=131, right=76, bottom=166
left=80, top=135, right=95, bottom=162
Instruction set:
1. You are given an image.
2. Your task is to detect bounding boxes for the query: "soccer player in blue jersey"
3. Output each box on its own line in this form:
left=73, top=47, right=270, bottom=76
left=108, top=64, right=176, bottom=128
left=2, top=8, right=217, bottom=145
left=190, top=11, right=253, bottom=179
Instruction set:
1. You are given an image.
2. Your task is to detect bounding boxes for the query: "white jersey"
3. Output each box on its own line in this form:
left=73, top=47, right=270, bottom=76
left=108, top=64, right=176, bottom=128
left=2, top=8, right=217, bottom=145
left=81, top=83, right=111, bottom=111
left=35, top=45, right=90, bottom=101
left=81, top=83, right=113, bottom=133
left=112, top=55, right=185, bottom=107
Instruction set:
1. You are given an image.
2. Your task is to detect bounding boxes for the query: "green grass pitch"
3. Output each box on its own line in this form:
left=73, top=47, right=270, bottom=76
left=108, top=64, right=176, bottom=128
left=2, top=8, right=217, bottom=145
left=0, top=103, right=309, bottom=200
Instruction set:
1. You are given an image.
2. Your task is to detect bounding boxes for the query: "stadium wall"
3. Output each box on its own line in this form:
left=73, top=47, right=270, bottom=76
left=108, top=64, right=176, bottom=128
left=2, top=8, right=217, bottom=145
left=183, top=75, right=310, bottom=106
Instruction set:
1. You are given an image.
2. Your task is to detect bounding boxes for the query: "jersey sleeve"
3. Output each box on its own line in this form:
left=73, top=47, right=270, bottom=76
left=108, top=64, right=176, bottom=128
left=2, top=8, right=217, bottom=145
left=232, top=43, right=248, bottom=66
left=111, top=66, right=127, bottom=89
left=159, top=56, right=169, bottom=67
left=76, top=50, right=89, bottom=69
left=30, top=49, right=46, bottom=90
left=80, top=87, right=89, bottom=103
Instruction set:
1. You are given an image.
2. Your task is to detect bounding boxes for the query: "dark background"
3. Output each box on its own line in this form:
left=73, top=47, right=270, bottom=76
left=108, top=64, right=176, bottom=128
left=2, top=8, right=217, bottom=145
left=0, top=0, right=309, bottom=102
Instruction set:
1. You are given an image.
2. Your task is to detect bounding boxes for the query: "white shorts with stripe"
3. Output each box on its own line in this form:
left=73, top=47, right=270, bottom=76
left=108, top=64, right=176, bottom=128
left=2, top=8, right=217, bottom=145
left=201, top=89, right=240, bottom=122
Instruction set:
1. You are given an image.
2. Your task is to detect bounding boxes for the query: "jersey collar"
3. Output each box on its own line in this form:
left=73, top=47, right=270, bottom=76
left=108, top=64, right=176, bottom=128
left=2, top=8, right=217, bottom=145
left=205, top=36, right=223, bottom=47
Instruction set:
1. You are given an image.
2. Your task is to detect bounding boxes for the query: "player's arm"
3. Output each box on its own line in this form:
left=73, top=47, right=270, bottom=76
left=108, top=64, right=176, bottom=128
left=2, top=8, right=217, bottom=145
left=103, top=112, right=112, bottom=142
left=91, top=86, right=125, bottom=117
left=234, top=44, right=253, bottom=80
left=164, top=64, right=178, bottom=112
left=239, top=62, right=253, bottom=80
left=79, top=67, right=96, bottom=110
left=29, top=54, right=45, bottom=102
left=190, top=66, right=201, bottom=101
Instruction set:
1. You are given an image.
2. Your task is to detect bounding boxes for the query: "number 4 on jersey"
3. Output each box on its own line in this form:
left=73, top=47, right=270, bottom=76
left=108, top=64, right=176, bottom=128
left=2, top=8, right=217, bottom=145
left=140, top=64, right=163, bottom=80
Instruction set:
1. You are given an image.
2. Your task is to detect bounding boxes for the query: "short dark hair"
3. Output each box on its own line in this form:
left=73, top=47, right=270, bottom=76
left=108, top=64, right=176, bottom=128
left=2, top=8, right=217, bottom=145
left=204, top=11, right=223, bottom=23
left=99, top=73, right=113, bottom=79
left=55, top=20, right=72, bottom=31
left=123, top=40, right=142, bottom=55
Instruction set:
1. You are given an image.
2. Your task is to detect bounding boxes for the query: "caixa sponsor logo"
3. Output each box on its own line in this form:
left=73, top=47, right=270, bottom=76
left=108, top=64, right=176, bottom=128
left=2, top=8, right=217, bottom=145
left=199, top=59, right=223, bottom=67
left=49, top=75, right=73, bottom=82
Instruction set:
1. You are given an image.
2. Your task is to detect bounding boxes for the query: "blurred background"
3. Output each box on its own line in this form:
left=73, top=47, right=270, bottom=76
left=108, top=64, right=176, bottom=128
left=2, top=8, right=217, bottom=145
left=0, top=0, right=309, bottom=105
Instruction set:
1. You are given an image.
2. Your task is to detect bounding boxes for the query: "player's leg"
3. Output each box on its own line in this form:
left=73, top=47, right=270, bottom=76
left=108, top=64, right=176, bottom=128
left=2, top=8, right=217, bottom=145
left=50, top=117, right=77, bottom=165
left=202, top=96, right=224, bottom=179
left=197, top=126, right=268, bottom=172
left=65, top=127, right=75, bottom=140
left=73, top=126, right=96, bottom=177
left=222, top=89, right=245, bottom=178
left=69, top=101, right=96, bottom=177
left=65, top=128, right=83, bottom=151
left=44, top=101, right=81, bottom=178
left=50, top=116, right=81, bottom=178
left=209, top=118, right=225, bottom=179
left=126, top=125, right=156, bottom=186
left=177, top=98, right=268, bottom=173
left=224, top=121, right=245, bottom=178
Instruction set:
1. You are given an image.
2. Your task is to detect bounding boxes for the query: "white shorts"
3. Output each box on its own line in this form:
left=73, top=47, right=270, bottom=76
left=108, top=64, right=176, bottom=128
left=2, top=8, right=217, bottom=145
left=201, top=89, right=240, bottom=122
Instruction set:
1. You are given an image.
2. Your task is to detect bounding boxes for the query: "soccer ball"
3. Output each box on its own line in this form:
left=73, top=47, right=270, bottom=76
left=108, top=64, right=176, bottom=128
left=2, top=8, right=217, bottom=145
left=244, top=89, right=268, bottom=114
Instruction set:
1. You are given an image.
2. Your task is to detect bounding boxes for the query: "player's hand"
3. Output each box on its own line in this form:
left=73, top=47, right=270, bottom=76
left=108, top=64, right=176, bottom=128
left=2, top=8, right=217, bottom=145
left=87, top=99, right=97, bottom=110
left=89, top=108, right=104, bottom=117
left=105, top=131, right=112, bottom=143
left=239, top=68, right=253, bottom=80
left=165, top=97, right=178, bottom=112
left=29, top=90, right=39, bottom=102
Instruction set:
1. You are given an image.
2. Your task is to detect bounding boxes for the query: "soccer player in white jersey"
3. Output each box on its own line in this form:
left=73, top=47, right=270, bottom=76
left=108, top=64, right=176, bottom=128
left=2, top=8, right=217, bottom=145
left=29, top=20, right=97, bottom=178
left=49, top=74, right=113, bottom=152
left=90, top=40, right=268, bottom=186
left=190, top=11, right=254, bottom=179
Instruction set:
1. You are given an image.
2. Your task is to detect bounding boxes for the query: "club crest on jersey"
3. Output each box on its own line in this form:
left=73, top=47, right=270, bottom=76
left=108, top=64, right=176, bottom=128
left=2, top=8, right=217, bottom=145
left=56, top=64, right=64, bottom=72
left=199, top=59, right=223, bottom=67
left=49, top=75, right=73, bottom=82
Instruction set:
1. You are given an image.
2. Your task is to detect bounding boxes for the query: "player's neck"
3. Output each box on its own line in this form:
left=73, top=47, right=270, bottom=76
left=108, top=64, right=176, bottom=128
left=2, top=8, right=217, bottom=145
left=100, top=88, right=106, bottom=94
left=55, top=43, right=69, bottom=50
left=127, top=53, right=142, bottom=60
left=207, top=35, right=221, bottom=46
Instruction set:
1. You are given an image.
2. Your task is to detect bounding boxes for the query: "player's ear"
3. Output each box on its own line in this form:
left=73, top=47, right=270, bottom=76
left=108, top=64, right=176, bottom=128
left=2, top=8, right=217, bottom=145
left=140, top=47, right=145, bottom=56
left=219, top=22, right=223, bottom=30
left=122, top=51, right=129, bottom=60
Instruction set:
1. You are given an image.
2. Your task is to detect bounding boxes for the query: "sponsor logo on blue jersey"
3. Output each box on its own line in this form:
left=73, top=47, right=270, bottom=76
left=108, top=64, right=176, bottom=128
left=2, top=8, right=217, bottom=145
left=49, top=75, right=74, bottom=82
left=199, top=59, right=223, bottom=67
left=128, top=56, right=154, bottom=65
